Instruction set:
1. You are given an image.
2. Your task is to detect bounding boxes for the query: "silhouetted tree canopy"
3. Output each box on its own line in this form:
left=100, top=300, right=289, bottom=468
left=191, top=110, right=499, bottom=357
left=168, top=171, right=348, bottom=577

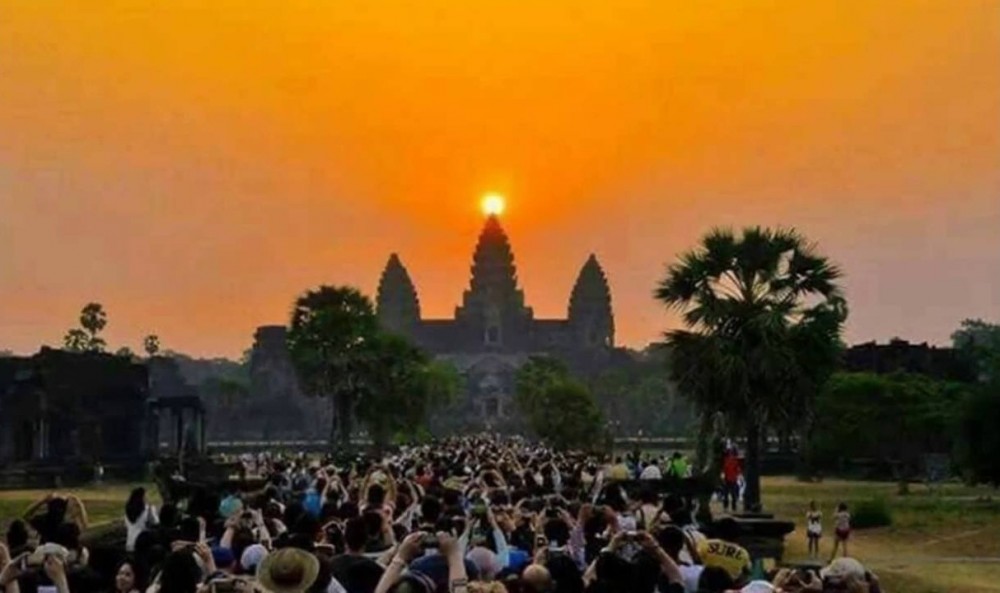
left=656, top=226, right=846, bottom=511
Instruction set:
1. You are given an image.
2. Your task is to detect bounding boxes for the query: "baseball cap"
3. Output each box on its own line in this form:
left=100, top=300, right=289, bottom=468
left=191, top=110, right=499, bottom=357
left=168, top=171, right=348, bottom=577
left=219, top=495, right=243, bottom=519
left=240, top=543, right=269, bottom=574
left=211, top=546, right=235, bottom=568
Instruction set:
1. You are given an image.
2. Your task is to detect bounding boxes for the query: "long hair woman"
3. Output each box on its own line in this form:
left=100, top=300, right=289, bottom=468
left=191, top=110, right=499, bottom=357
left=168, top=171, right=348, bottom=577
left=124, top=488, right=159, bottom=552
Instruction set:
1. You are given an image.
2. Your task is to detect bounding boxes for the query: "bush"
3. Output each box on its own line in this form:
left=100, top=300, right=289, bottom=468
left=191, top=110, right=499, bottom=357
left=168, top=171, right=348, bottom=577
left=851, top=497, right=893, bottom=529
left=954, top=386, right=1000, bottom=486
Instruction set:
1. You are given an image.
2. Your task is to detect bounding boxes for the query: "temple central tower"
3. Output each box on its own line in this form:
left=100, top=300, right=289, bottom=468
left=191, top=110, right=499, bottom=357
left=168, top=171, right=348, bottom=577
left=372, top=209, right=619, bottom=425
left=454, top=215, right=533, bottom=348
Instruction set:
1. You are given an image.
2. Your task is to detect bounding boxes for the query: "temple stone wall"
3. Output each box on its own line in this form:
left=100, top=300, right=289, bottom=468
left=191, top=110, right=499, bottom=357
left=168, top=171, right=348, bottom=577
left=244, top=325, right=331, bottom=441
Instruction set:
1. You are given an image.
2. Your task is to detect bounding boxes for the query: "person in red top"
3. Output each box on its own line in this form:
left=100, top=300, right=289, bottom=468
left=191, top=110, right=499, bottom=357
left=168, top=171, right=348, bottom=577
left=721, top=448, right=742, bottom=512
left=415, top=465, right=435, bottom=489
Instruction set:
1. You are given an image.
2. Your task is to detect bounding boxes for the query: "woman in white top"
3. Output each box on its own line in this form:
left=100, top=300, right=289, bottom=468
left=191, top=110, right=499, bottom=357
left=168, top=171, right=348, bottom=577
left=805, top=500, right=823, bottom=559
left=124, top=487, right=158, bottom=552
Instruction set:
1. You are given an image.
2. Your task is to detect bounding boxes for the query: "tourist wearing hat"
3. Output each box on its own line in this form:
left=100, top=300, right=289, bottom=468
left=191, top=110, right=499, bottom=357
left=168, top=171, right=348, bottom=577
left=211, top=546, right=237, bottom=575
left=769, top=558, right=880, bottom=593
left=219, top=494, right=244, bottom=521
left=820, top=557, right=881, bottom=593
left=464, top=547, right=501, bottom=583
left=240, top=544, right=269, bottom=576
left=258, top=548, right=321, bottom=593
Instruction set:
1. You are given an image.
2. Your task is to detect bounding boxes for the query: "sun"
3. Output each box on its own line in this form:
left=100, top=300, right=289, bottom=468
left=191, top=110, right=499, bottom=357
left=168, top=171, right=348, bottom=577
left=481, top=193, right=506, bottom=216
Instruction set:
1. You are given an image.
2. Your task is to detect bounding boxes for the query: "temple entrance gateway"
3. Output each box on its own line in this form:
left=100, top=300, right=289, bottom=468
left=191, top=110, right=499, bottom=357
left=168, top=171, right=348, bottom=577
left=149, top=395, right=206, bottom=455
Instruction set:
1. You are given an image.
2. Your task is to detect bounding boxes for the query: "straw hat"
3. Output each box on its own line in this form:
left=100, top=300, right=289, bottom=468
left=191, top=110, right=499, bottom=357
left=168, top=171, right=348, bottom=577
left=257, top=548, right=320, bottom=593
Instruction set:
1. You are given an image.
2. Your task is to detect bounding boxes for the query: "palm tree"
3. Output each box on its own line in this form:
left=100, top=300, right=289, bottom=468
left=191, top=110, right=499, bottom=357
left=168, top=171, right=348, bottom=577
left=144, top=335, right=161, bottom=357
left=656, top=227, right=846, bottom=511
left=80, top=302, right=108, bottom=352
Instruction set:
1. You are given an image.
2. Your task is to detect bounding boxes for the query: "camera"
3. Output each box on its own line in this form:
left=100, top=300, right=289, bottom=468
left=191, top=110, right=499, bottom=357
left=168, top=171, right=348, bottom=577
left=420, top=534, right=440, bottom=549
left=24, top=544, right=70, bottom=569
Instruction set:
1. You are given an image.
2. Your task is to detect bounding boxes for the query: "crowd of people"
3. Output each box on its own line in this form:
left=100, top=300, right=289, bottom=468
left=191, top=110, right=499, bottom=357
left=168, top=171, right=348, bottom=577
left=1, top=437, right=879, bottom=593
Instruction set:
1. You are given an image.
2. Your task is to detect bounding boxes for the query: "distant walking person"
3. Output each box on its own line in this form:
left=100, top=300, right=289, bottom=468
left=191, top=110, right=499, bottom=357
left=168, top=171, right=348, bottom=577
left=806, top=500, right=822, bottom=559
left=639, top=458, right=662, bottom=480
left=721, top=448, right=742, bottom=512
left=829, top=502, right=851, bottom=560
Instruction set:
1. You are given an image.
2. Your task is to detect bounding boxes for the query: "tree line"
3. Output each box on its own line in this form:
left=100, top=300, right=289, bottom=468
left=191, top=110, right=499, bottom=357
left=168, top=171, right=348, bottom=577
left=808, top=321, right=1000, bottom=487
left=45, top=226, right=1000, bottom=505
left=61, top=301, right=161, bottom=358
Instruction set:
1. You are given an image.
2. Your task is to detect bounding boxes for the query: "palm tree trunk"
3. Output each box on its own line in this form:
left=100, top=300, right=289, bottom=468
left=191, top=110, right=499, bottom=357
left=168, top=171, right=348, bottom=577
left=694, top=412, right=722, bottom=524
left=744, top=420, right=763, bottom=512
left=693, top=411, right=715, bottom=474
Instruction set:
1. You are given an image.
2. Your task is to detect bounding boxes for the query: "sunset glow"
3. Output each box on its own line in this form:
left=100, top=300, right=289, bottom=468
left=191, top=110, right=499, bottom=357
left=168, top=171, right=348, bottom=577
left=0, top=2, right=997, bottom=358
left=482, top=194, right=506, bottom=217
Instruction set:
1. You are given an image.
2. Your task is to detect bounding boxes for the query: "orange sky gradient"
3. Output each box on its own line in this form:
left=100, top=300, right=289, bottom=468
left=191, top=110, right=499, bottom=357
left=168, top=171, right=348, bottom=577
left=1, top=1, right=998, bottom=358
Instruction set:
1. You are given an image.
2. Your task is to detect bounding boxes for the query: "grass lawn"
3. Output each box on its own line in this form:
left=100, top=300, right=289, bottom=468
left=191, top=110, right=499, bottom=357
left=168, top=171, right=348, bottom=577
left=0, top=483, right=161, bottom=530
left=2, top=478, right=998, bottom=592
left=752, top=477, right=1000, bottom=593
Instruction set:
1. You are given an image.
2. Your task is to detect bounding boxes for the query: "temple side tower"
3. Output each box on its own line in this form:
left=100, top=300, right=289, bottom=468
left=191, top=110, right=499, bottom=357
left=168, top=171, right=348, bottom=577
left=376, top=253, right=421, bottom=335
left=568, top=254, right=615, bottom=347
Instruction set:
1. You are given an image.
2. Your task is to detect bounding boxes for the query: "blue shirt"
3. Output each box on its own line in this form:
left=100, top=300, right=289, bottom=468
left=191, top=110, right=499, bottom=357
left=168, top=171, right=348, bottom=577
left=303, top=490, right=323, bottom=517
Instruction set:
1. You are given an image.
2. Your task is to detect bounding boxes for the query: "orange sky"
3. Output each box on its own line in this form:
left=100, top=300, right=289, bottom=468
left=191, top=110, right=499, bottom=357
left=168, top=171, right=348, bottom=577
left=1, top=1, right=998, bottom=358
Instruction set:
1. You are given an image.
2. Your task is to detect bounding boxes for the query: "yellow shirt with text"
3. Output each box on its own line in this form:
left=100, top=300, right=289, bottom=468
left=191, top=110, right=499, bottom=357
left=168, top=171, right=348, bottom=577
left=697, top=539, right=752, bottom=580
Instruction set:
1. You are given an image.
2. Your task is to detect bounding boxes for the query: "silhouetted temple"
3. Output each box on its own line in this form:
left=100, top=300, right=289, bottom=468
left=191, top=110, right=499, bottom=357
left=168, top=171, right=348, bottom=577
left=0, top=348, right=152, bottom=466
left=373, top=214, right=622, bottom=423
left=842, top=339, right=977, bottom=383
left=243, top=215, right=624, bottom=430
